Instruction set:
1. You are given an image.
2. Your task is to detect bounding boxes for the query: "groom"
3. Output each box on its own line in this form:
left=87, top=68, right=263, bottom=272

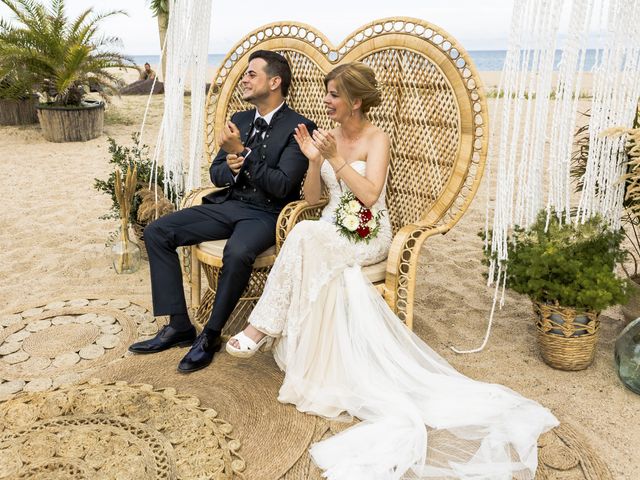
left=129, top=50, right=316, bottom=372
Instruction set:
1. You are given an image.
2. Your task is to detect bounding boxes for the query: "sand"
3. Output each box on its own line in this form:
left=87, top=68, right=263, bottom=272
left=0, top=71, right=637, bottom=479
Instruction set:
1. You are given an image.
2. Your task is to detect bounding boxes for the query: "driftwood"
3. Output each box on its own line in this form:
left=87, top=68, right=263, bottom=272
left=0, top=97, right=39, bottom=125
left=120, top=79, right=164, bottom=95
left=36, top=101, right=104, bottom=142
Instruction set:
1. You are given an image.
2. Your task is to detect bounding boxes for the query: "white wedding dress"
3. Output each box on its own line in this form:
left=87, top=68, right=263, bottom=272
left=249, top=160, right=558, bottom=479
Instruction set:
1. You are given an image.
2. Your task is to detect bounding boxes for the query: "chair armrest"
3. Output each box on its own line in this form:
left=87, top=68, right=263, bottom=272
left=276, top=198, right=329, bottom=253
left=180, top=186, right=228, bottom=209
left=383, top=223, right=451, bottom=329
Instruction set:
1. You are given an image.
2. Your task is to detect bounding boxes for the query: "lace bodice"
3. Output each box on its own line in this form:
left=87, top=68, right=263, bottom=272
left=319, top=160, right=389, bottom=228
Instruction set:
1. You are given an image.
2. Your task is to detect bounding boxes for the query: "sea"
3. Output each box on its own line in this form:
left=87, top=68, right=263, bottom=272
left=131, top=50, right=601, bottom=73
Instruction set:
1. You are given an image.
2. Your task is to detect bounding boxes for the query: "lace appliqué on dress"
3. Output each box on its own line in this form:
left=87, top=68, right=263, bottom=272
left=249, top=160, right=391, bottom=341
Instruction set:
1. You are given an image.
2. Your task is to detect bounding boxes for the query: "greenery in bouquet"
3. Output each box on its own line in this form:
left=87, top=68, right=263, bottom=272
left=94, top=133, right=176, bottom=229
left=334, top=191, right=384, bottom=243
left=481, top=210, right=628, bottom=313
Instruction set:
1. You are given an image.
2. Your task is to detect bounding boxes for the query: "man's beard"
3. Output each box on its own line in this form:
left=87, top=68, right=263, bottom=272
left=243, top=89, right=268, bottom=105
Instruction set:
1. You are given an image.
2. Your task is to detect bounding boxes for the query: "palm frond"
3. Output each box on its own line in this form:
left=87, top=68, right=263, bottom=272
left=0, top=0, right=130, bottom=105
left=147, top=0, right=169, bottom=17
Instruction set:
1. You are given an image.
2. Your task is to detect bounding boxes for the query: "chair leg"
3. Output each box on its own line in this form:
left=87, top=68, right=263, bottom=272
left=193, top=261, right=274, bottom=336
left=194, top=287, right=216, bottom=329
left=190, top=246, right=201, bottom=310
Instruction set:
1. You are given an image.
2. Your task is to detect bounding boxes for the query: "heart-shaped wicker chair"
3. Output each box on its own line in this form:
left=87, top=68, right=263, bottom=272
left=181, top=17, right=488, bottom=335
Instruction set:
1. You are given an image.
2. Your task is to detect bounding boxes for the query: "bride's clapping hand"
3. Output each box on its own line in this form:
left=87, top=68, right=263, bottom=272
left=312, top=128, right=337, bottom=160
left=294, top=124, right=322, bottom=164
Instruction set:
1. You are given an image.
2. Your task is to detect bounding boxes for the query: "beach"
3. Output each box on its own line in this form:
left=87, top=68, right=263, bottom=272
left=0, top=70, right=637, bottom=479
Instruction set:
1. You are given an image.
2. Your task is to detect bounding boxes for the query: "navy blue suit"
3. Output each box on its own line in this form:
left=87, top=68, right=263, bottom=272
left=144, top=104, right=316, bottom=330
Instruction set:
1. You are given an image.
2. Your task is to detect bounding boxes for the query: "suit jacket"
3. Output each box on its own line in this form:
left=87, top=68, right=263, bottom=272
left=206, top=104, right=317, bottom=214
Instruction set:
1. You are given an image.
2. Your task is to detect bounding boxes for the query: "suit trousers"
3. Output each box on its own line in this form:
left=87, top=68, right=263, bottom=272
left=144, top=200, right=278, bottom=331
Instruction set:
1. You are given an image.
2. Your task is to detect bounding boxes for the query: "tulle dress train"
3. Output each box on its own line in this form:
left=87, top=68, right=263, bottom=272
left=248, top=161, right=558, bottom=479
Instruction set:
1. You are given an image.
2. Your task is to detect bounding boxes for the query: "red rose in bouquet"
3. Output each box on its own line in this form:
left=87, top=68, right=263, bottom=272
left=356, top=225, right=371, bottom=238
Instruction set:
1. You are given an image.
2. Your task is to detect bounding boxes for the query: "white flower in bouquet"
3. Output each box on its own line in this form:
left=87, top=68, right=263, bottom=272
left=334, top=190, right=385, bottom=243
left=343, top=214, right=360, bottom=231
left=347, top=200, right=362, bottom=214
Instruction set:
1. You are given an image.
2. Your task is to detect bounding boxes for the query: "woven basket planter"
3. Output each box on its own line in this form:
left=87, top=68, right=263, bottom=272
left=36, top=100, right=104, bottom=142
left=533, top=301, right=600, bottom=371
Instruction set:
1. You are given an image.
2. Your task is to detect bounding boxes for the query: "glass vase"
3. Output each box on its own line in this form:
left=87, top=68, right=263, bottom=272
left=111, top=220, right=141, bottom=274
left=615, top=317, right=640, bottom=394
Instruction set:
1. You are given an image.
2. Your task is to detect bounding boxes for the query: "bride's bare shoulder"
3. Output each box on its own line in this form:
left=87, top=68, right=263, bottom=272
left=367, top=126, right=390, bottom=146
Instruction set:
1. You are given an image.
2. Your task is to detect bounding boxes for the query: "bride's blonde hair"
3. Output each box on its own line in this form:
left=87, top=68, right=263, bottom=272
left=324, top=62, right=381, bottom=114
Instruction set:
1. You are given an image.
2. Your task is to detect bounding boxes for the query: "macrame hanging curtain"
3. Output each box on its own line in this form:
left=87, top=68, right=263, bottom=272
left=141, top=0, right=213, bottom=206
left=577, top=0, right=640, bottom=223
left=455, top=0, right=640, bottom=354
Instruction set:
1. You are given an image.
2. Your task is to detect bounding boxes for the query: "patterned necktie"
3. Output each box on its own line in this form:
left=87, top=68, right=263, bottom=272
left=246, top=117, right=269, bottom=150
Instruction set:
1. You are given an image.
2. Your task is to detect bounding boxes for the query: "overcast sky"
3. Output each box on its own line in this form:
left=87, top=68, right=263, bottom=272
left=0, top=1, right=519, bottom=54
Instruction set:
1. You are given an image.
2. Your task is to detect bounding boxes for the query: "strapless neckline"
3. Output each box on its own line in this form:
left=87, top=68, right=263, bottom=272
left=323, top=159, right=366, bottom=167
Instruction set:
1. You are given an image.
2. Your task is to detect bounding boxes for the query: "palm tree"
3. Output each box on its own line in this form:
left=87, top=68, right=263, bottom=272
left=147, top=0, right=169, bottom=80
left=148, top=0, right=169, bottom=21
left=0, top=0, right=133, bottom=106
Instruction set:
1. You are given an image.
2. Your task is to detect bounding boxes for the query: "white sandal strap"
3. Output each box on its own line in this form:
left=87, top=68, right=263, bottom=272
left=231, top=331, right=258, bottom=351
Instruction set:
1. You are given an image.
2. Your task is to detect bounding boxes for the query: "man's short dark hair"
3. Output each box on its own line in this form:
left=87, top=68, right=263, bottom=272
left=248, top=50, right=292, bottom=97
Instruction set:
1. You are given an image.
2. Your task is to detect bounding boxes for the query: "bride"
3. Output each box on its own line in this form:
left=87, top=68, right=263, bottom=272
left=226, top=62, right=558, bottom=479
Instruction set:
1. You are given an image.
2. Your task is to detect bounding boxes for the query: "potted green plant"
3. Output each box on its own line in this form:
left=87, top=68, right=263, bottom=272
left=572, top=105, right=640, bottom=322
left=0, top=0, right=133, bottom=141
left=483, top=210, right=628, bottom=370
left=94, top=133, right=175, bottom=257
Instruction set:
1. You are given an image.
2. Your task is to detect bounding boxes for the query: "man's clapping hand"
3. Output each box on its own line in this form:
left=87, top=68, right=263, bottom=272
left=226, top=153, right=244, bottom=175
left=219, top=121, right=244, bottom=155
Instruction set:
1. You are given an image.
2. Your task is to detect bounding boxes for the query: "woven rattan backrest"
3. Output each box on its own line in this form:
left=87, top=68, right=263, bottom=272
left=205, top=18, right=488, bottom=233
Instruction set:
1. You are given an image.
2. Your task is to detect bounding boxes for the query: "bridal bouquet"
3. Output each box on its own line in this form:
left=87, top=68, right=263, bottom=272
left=334, top=191, right=383, bottom=243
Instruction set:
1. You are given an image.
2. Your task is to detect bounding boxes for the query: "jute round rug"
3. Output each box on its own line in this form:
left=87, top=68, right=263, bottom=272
left=0, top=298, right=614, bottom=479
left=0, top=298, right=162, bottom=399
left=97, top=348, right=613, bottom=480
left=0, top=379, right=244, bottom=479
left=99, top=349, right=318, bottom=480
left=536, top=423, right=613, bottom=480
